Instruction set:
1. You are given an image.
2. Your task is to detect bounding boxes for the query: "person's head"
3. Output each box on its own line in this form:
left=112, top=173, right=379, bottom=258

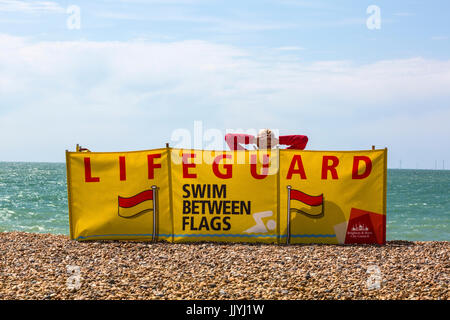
left=256, top=129, right=279, bottom=149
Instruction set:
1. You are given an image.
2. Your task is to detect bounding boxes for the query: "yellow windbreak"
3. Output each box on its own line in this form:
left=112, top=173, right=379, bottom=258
left=170, top=149, right=279, bottom=243
left=66, top=148, right=171, bottom=241
left=66, top=147, right=386, bottom=244
left=279, top=149, right=386, bottom=244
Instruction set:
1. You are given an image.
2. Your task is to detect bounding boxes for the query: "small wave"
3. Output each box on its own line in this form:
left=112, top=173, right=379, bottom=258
left=17, top=225, right=46, bottom=232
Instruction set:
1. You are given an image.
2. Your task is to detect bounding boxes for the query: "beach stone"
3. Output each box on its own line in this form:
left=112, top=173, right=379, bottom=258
left=0, top=232, right=448, bottom=300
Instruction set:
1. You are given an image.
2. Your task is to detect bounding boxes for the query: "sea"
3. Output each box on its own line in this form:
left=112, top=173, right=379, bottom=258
left=0, top=162, right=448, bottom=241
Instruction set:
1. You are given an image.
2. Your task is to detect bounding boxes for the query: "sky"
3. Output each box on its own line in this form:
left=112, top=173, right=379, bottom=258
left=0, top=0, right=449, bottom=169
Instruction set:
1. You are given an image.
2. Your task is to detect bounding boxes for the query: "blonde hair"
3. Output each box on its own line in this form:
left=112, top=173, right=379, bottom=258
left=257, top=129, right=279, bottom=149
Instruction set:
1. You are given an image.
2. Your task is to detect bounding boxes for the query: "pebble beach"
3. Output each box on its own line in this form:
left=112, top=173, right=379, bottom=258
left=0, top=232, right=448, bottom=300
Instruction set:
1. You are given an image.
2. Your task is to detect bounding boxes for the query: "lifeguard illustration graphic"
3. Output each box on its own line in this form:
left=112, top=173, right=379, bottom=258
left=244, top=211, right=277, bottom=234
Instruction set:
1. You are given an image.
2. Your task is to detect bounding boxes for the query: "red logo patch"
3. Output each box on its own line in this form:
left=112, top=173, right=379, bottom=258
left=345, top=208, right=386, bottom=244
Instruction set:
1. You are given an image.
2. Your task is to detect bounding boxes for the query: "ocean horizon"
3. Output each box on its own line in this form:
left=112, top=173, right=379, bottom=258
left=0, top=162, right=449, bottom=241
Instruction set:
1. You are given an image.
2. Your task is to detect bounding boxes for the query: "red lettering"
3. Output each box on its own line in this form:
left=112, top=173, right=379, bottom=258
left=322, top=156, right=339, bottom=179
left=182, top=153, right=197, bottom=178
left=147, top=154, right=161, bottom=179
left=250, top=154, right=269, bottom=179
left=119, top=156, right=126, bottom=181
left=352, top=156, right=372, bottom=179
left=84, top=157, right=100, bottom=182
left=286, top=155, right=307, bottom=179
left=212, top=154, right=233, bottom=179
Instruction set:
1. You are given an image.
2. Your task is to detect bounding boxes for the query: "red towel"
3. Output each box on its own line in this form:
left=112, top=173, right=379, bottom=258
left=225, top=133, right=308, bottom=150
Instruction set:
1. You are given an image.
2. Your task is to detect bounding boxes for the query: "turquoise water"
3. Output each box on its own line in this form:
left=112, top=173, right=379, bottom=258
left=387, top=169, right=449, bottom=241
left=0, top=163, right=448, bottom=241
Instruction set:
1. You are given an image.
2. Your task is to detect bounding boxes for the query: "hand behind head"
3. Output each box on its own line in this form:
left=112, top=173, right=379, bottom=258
left=256, top=129, right=279, bottom=149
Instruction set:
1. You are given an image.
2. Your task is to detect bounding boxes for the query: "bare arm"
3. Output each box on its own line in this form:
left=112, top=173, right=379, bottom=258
left=225, top=133, right=256, bottom=150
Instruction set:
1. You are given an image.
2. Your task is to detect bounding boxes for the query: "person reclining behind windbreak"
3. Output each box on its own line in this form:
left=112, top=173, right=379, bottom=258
left=225, top=129, right=308, bottom=150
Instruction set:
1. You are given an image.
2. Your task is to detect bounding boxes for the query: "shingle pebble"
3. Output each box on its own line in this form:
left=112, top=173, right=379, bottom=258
left=0, top=232, right=448, bottom=300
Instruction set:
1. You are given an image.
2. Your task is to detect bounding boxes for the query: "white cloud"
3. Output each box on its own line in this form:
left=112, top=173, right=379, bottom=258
left=95, top=10, right=296, bottom=33
left=431, top=36, right=448, bottom=41
left=274, top=0, right=332, bottom=9
left=0, top=0, right=64, bottom=13
left=393, top=12, right=415, bottom=17
left=276, top=46, right=305, bottom=51
left=0, top=34, right=449, bottom=166
left=108, top=0, right=205, bottom=3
